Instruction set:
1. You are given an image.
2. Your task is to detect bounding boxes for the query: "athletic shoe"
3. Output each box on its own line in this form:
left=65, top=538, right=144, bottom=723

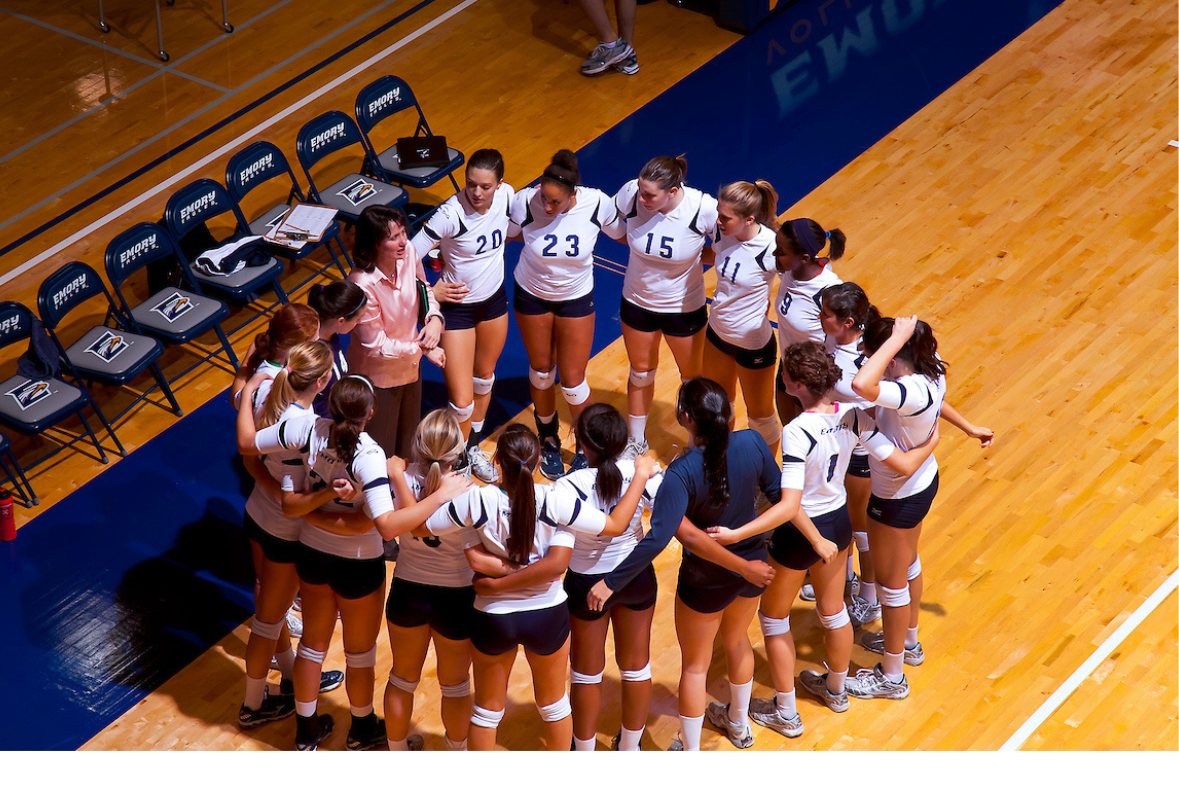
left=845, top=664, right=910, bottom=700
left=848, top=571, right=860, bottom=597
left=467, top=445, right=499, bottom=483
left=580, top=38, right=635, bottom=75
left=238, top=689, right=295, bottom=728
left=798, top=670, right=850, bottom=713
left=295, top=713, right=334, bottom=751
left=540, top=441, right=565, bottom=480
left=859, top=631, right=925, bottom=665
left=668, top=737, right=684, bottom=751
left=406, top=734, right=424, bottom=751
left=800, top=581, right=816, bottom=602
left=566, top=451, right=589, bottom=474
left=452, top=450, right=472, bottom=478
left=619, top=436, right=648, bottom=462
left=284, top=608, right=303, bottom=638
left=346, top=712, right=387, bottom=751
left=279, top=670, right=344, bottom=696
left=847, top=595, right=882, bottom=628
left=613, top=53, right=639, bottom=75
left=611, top=731, right=642, bottom=751
left=748, top=697, right=805, bottom=738
left=704, top=701, right=755, bottom=749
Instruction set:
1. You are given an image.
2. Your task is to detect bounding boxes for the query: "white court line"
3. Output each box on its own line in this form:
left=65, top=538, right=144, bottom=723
left=0, top=0, right=483, bottom=290
left=999, top=569, right=1179, bottom=751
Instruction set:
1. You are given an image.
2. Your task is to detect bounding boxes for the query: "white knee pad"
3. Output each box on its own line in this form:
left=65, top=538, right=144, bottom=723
left=345, top=645, right=377, bottom=668
left=758, top=611, right=791, bottom=638
left=854, top=531, right=870, bottom=553
left=449, top=400, right=474, bottom=423
left=907, top=554, right=922, bottom=581
left=529, top=366, right=556, bottom=390
left=570, top=668, right=604, bottom=685
left=470, top=704, right=505, bottom=729
left=439, top=678, right=471, bottom=698
left=619, top=662, right=652, bottom=682
left=472, top=375, right=495, bottom=396
left=297, top=642, right=327, bottom=664
left=879, top=583, right=911, bottom=608
left=628, top=366, right=655, bottom=388
left=387, top=672, right=419, bottom=693
left=818, top=606, right=851, bottom=630
left=250, top=617, right=283, bottom=641
left=748, top=414, right=780, bottom=448
left=537, top=694, right=572, bottom=722
left=561, top=379, right=591, bottom=406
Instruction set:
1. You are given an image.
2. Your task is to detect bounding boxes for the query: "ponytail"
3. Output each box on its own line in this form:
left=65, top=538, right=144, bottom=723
left=495, top=424, right=540, bottom=564
left=782, top=218, right=847, bottom=262
left=677, top=378, right=731, bottom=512
left=862, top=318, right=949, bottom=380
left=541, top=149, right=580, bottom=191
left=328, top=375, right=376, bottom=465
left=246, top=303, right=319, bottom=378
left=258, top=340, right=332, bottom=428
left=413, top=409, right=465, bottom=498
left=820, top=282, right=879, bottom=332
left=718, top=180, right=778, bottom=227
left=573, top=403, right=628, bottom=507
left=639, top=154, right=687, bottom=191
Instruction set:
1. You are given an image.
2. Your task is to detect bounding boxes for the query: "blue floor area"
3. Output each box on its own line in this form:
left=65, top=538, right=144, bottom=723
left=0, top=0, right=1063, bottom=750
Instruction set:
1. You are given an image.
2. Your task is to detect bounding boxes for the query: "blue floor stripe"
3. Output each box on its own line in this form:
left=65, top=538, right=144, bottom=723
left=0, top=0, right=1063, bottom=750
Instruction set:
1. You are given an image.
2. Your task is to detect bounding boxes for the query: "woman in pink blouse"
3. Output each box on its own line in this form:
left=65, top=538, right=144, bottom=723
left=347, top=206, right=446, bottom=458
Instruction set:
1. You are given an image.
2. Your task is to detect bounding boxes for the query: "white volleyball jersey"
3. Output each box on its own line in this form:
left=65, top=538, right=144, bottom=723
left=868, top=372, right=946, bottom=499
left=393, top=464, right=476, bottom=588
left=410, top=183, right=515, bottom=304
left=774, top=261, right=842, bottom=352
left=244, top=396, right=307, bottom=541
left=610, top=180, right=719, bottom=312
left=707, top=224, right=778, bottom=349
left=780, top=405, right=897, bottom=515
left=824, top=333, right=872, bottom=408
left=508, top=186, right=617, bottom=301
left=554, top=460, right=663, bottom=575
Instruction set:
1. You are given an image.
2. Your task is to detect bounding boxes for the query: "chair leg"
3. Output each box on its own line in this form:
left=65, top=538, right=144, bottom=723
left=273, top=280, right=290, bottom=304
left=215, top=325, right=240, bottom=369
left=149, top=361, right=184, bottom=416
left=448, top=171, right=461, bottom=193
left=334, top=234, right=354, bottom=269
left=83, top=394, right=126, bottom=458
left=75, top=409, right=110, bottom=464
left=0, top=451, right=37, bottom=506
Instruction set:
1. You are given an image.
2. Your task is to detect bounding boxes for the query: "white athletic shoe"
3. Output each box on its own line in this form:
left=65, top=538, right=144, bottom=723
left=846, top=663, right=910, bottom=700
left=580, top=38, right=635, bottom=75
left=859, top=631, right=925, bottom=665
left=619, top=436, right=649, bottom=462
left=748, top=697, right=804, bottom=738
left=798, top=670, right=850, bottom=713
left=847, top=595, right=882, bottom=627
left=285, top=607, right=303, bottom=638
left=704, top=701, right=755, bottom=749
left=466, top=445, right=499, bottom=483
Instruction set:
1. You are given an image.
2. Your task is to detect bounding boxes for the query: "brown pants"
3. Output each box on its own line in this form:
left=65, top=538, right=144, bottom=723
left=367, top=376, right=422, bottom=459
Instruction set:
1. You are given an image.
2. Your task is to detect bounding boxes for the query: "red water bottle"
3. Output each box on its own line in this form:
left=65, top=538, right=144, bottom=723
left=0, top=489, right=15, bottom=542
left=424, top=247, right=444, bottom=275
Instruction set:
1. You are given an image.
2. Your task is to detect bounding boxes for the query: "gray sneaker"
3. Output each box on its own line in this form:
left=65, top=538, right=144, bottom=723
left=284, top=607, right=303, bottom=638
left=798, top=670, right=850, bottom=713
left=847, top=595, right=882, bottom=628
left=846, top=664, right=910, bottom=700
left=581, top=38, right=635, bottom=75
left=800, top=582, right=816, bottom=602
left=613, top=52, right=639, bottom=75
left=619, top=436, right=648, bottom=462
left=467, top=445, right=499, bottom=483
left=859, top=631, right=924, bottom=665
left=748, top=697, right=804, bottom=738
left=704, top=701, right=754, bottom=749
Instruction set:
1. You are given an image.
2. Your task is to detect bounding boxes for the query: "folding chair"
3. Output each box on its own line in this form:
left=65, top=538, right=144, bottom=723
left=38, top=261, right=183, bottom=423
left=0, top=301, right=124, bottom=476
left=0, top=431, right=37, bottom=505
left=354, top=75, right=464, bottom=194
left=224, top=140, right=352, bottom=291
left=295, top=111, right=408, bottom=225
left=164, top=179, right=289, bottom=321
left=104, top=221, right=240, bottom=386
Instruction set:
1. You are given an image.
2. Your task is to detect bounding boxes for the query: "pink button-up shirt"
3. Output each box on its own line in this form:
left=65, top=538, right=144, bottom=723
left=345, top=240, right=441, bottom=389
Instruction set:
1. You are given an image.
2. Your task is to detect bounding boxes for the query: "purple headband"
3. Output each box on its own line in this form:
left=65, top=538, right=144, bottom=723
left=789, top=218, right=828, bottom=257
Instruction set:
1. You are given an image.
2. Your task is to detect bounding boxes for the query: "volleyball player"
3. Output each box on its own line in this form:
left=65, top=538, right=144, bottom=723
left=307, top=281, right=367, bottom=418
left=606, top=155, right=718, bottom=459
left=508, top=150, right=618, bottom=478
left=411, top=149, right=514, bottom=483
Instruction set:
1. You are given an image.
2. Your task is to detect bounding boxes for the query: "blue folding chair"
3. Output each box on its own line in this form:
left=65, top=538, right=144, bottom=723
left=225, top=140, right=353, bottom=292
left=38, top=261, right=183, bottom=422
left=164, top=179, right=289, bottom=319
left=354, top=75, right=464, bottom=193
left=0, top=302, right=124, bottom=476
left=104, top=221, right=240, bottom=384
left=295, top=111, right=408, bottom=225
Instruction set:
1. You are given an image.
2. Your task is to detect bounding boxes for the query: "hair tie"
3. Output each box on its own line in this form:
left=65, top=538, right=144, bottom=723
left=283, top=365, right=292, bottom=375
left=824, top=230, right=831, bottom=239
left=346, top=375, right=375, bottom=393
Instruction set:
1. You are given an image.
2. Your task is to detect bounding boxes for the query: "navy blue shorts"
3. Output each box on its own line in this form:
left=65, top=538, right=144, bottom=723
left=514, top=285, right=595, bottom=318
left=619, top=297, right=707, bottom=337
left=564, top=564, right=658, bottom=622
left=867, top=472, right=939, bottom=529
left=769, top=505, right=854, bottom=571
left=441, top=283, right=508, bottom=330
left=705, top=325, right=777, bottom=370
left=385, top=578, right=476, bottom=641
left=244, top=511, right=300, bottom=565
left=847, top=453, right=871, bottom=479
left=296, top=545, right=386, bottom=601
left=676, top=535, right=767, bottom=614
left=471, top=602, right=570, bottom=656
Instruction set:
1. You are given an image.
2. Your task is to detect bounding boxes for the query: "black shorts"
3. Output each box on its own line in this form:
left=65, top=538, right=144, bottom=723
left=769, top=505, right=854, bottom=571
left=385, top=578, right=476, bottom=641
left=244, top=511, right=300, bottom=565
left=867, top=472, right=939, bottom=529
left=676, top=535, right=767, bottom=614
left=514, top=285, right=595, bottom=318
left=619, top=297, right=707, bottom=337
left=705, top=325, right=777, bottom=370
left=441, top=283, right=508, bottom=330
left=470, top=603, right=570, bottom=656
left=296, top=545, right=386, bottom=601
left=564, top=564, right=658, bottom=622
left=847, top=453, right=871, bottom=479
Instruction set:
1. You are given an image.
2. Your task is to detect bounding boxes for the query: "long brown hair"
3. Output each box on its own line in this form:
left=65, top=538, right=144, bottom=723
left=246, top=304, right=319, bottom=378
left=862, top=318, right=948, bottom=380
left=677, top=378, right=731, bottom=512
left=328, top=375, right=376, bottom=465
left=495, top=424, right=540, bottom=564
left=573, top=404, right=627, bottom=507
